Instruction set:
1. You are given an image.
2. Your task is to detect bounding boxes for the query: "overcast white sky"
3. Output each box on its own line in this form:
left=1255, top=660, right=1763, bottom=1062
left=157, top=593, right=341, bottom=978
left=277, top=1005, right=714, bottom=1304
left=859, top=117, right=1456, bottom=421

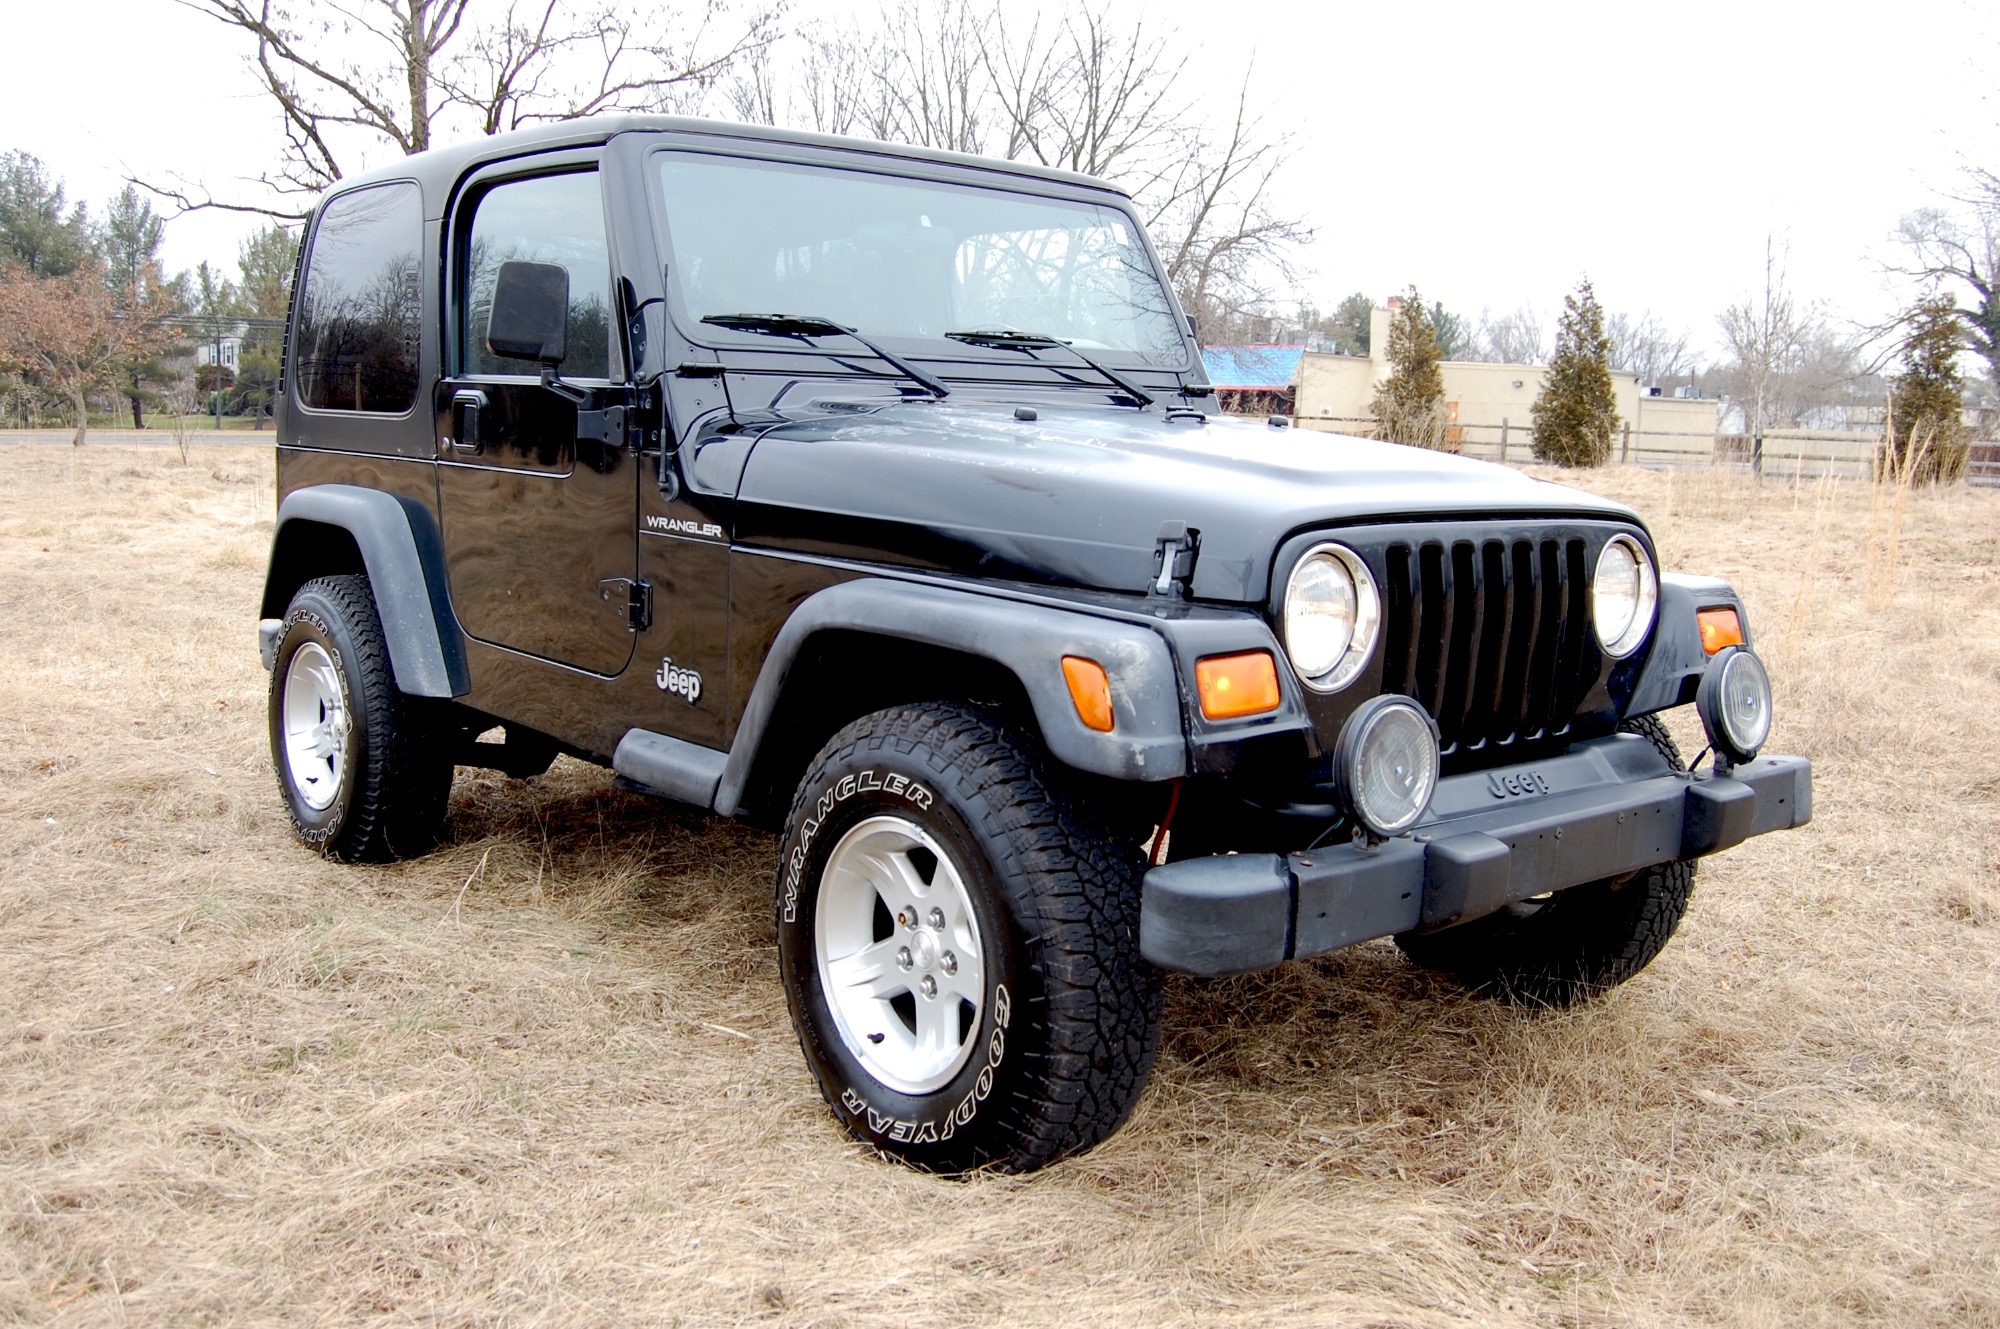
left=5, top=0, right=1996, bottom=356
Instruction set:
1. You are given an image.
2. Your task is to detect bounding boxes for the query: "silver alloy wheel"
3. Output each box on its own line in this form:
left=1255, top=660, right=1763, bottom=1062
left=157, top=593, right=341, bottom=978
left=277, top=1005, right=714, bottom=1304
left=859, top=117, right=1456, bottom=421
left=815, top=814, right=986, bottom=1095
left=282, top=640, right=350, bottom=812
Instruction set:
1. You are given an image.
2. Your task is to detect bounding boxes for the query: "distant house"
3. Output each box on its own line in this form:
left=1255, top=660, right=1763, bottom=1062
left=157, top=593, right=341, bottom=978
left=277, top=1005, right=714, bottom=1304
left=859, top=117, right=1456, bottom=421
left=1200, top=345, right=1305, bottom=417
left=193, top=333, right=244, bottom=373
left=1292, top=300, right=1720, bottom=466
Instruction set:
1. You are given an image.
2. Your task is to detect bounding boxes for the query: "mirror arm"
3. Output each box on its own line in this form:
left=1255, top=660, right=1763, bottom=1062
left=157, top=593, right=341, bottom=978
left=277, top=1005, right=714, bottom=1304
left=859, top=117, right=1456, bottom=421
left=540, top=364, right=588, bottom=405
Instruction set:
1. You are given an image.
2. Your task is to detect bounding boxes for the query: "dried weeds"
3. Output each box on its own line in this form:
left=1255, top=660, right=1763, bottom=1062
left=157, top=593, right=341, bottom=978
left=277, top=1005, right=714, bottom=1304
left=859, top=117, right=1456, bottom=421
left=2, top=447, right=1997, bottom=1327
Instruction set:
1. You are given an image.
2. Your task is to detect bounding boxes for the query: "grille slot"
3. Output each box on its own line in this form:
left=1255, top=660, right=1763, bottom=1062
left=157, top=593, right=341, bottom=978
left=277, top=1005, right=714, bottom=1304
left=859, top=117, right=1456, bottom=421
left=1380, top=535, right=1595, bottom=755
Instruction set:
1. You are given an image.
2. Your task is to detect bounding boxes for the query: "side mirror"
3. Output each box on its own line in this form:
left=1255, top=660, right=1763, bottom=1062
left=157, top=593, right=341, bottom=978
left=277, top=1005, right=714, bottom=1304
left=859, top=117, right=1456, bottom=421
left=486, top=260, right=569, bottom=365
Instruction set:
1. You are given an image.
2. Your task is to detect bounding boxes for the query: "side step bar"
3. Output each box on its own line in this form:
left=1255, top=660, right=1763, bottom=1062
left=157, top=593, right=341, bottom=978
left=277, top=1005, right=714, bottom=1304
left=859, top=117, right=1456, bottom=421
left=612, top=728, right=728, bottom=808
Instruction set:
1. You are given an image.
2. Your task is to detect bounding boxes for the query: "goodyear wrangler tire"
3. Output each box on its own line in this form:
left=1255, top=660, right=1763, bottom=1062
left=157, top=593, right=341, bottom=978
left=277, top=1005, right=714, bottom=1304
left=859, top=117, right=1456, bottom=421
left=775, top=702, right=1161, bottom=1173
left=268, top=575, right=453, bottom=863
left=1395, top=715, right=1698, bottom=1007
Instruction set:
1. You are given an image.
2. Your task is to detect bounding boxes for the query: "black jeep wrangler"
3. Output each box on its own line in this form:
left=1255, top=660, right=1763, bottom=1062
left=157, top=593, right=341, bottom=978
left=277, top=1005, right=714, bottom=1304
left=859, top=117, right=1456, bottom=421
left=258, top=115, right=1810, bottom=1173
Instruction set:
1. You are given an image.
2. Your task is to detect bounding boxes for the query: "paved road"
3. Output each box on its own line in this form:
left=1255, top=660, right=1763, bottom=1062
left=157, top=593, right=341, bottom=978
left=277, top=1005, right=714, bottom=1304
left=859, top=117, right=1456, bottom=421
left=0, top=431, right=269, bottom=446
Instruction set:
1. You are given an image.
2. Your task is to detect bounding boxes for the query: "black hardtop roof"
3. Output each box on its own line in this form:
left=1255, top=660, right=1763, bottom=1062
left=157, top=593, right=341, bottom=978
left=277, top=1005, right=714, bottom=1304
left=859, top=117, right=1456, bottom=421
left=329, top=114, right=1129, bottom=208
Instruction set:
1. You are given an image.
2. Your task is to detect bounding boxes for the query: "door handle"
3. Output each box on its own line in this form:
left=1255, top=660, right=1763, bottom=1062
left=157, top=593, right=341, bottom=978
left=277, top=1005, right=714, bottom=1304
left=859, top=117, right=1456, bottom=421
left=449, top=389, right=488, bottom=454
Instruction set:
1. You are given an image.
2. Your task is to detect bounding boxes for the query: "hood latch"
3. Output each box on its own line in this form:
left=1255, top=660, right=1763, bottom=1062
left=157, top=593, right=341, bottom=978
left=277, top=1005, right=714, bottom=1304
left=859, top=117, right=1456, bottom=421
left=1151, top=521, right=1201, bottom=598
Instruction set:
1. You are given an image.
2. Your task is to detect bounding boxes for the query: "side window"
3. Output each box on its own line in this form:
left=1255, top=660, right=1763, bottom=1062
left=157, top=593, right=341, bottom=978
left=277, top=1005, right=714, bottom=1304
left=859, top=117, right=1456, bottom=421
left=294, top=182, right=422, bottom=413
left=462, top=171, right=612, bottom=379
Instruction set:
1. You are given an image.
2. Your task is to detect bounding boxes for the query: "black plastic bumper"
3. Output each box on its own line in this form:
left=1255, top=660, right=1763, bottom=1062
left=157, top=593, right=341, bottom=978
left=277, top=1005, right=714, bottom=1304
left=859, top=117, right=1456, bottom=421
left=1139, top=733, right=1812, bottom=976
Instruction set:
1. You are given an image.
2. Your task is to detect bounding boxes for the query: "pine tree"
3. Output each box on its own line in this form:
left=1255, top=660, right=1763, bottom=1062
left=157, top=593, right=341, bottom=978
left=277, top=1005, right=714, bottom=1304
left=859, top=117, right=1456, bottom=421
left=1887, top=293, right=1969, bottom=483
left=1330, top=291, right=1372, bottom=356
left=1531, top=278, right=1618, bottom=467
left=1370, top=286, right=1447, bottom=448
left=233, top=226, right=299, bottom=427
left=100, top=186, right=187, bottom=428
left=0, top=151, right=93, bottom=277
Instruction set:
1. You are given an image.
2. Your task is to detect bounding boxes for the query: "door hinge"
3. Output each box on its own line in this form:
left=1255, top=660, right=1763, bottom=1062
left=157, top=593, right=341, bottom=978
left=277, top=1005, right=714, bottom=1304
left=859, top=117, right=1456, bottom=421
left=599, top=576, right=653, bottom=631
left=577, top=404, right=629, bottom=445
left=1151, top=520, right=1201, bottom=597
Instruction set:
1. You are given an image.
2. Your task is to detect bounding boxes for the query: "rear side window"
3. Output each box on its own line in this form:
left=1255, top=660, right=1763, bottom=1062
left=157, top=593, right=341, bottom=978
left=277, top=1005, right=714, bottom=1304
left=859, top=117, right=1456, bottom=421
left=294, top=182, right=422, bottom=413
left=462, top=171, right=612, bottom=379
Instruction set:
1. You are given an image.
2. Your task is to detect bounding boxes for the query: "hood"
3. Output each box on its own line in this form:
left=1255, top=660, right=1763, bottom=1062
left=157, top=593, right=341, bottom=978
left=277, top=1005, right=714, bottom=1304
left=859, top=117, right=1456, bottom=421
left=730, top=398, right=1642, bottom=603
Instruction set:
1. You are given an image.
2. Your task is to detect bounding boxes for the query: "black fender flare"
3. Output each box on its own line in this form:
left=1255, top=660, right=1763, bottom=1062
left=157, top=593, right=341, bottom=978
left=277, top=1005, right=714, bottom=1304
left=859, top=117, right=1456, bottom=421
left=259, top=484, right=469, bottom=698
left=1626, top=573, right=1750, bottom=717
left=712, top=580, right=1190, bottom=816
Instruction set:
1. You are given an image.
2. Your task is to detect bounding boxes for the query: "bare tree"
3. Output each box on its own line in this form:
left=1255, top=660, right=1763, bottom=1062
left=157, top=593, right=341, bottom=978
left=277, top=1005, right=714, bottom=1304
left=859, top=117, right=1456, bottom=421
left=0, top=258, right=182, bottom=444
left=1889, top=192, right=1999, bottom=392
left=1468, top=306, right=1548, bottom=365
left=1605, top=310, right=1696, bottom=386
left=150, top=0, right=778, bottom=217
left=1717, top=237, right=1812, bottom=474
left=980, top=9, right=1184, bottom=185
left=1144, top=77, right=1308, bottom=340
left=867, top=0, right=989, bottom=153
left=733, top=0, right=1306, bottom=341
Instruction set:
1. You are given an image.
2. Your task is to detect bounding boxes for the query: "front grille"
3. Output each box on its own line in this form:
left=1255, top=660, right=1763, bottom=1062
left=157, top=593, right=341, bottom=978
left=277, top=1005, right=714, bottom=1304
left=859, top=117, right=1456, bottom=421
left=1378, top=535, right=1597, bottom=756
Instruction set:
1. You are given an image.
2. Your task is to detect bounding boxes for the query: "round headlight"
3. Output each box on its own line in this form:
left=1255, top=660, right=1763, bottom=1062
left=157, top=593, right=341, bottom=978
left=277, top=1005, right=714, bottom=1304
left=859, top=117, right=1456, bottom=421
left=1696, top=646, right=1772, bottom=766
left=1283, top=544, right=1380, bottom=691
left=1333, top=695, right=1440, bottom=840
left=1593, top=534, right=1658, bottom=658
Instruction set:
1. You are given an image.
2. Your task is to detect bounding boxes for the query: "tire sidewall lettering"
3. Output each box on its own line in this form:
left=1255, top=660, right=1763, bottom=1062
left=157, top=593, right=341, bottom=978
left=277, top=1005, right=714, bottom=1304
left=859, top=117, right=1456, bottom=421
left=778, top=753, right=1018, bottom=1151
left=835, top=980, right=1011, bottom=1144
left=781, top=767, right=934, bottom=926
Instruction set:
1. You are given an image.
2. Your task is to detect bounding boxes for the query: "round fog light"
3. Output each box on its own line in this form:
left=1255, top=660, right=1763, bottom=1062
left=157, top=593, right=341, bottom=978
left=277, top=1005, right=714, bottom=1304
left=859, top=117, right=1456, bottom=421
left=1334, top=695, right=1440, bottom=840
left=1696, top=646, right=1772, bottom=767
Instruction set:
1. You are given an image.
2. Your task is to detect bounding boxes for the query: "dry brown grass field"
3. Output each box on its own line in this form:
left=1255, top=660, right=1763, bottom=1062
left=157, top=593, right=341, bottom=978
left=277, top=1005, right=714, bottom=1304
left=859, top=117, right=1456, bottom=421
left=2, top=444, right=1997, bottom=1328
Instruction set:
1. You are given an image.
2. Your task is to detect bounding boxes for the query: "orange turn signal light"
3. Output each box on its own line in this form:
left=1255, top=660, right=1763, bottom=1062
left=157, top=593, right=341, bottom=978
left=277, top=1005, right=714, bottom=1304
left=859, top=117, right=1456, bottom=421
left=1697, top=607, right=1744, bottom=655
left=1062, top=656, right=1115, bottom=732
left=1196, top=651, right=1282, bottom=721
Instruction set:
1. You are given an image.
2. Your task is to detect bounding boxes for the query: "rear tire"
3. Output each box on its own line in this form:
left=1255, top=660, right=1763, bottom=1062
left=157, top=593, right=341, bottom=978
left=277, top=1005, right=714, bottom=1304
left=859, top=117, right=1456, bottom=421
left=1394, top=715, right=1697, bottom=1006
left=268, top=575, right=453, bottom=862
left=775, top=702, right=1161, bottom=1173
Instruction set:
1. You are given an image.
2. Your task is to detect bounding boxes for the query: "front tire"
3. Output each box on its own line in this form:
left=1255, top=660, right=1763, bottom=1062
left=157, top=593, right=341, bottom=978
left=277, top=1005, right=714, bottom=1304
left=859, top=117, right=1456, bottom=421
left=776, top=702, right=1161, bottom=1173
left=268, top=575, right=453, bottom=862
left=1395, top=715, right=1697, bottom=1006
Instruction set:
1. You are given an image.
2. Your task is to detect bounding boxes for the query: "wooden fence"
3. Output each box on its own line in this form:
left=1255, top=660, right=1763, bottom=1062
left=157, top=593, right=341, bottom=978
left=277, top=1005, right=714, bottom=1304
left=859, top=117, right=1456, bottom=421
left=1293, top=415, right=2000, bottom=489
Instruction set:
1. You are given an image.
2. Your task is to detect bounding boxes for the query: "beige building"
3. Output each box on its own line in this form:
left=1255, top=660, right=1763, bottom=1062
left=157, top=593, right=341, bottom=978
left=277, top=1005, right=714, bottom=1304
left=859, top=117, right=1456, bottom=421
left=1291, top=303, right=1719, bottom=465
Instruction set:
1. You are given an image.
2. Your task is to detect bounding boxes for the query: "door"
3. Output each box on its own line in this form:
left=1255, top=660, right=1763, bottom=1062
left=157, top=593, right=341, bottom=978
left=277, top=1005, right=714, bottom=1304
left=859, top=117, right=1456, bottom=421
left=435, top=163, right=639, bottom=678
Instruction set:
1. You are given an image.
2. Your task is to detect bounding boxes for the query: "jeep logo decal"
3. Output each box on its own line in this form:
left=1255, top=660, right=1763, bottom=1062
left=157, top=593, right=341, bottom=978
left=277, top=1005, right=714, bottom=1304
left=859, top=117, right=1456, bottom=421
left=656, top=658, right=702, bottom=705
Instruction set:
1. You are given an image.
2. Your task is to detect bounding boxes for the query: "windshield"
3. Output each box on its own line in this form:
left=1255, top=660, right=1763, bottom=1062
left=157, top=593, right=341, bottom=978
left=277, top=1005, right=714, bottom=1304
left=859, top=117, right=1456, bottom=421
left=655, top=152, right=1187, bottom=365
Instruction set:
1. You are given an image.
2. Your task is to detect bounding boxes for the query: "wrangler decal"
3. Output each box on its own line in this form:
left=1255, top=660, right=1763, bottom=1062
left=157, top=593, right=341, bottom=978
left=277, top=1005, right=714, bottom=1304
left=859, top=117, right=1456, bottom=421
left=643, top=514, right=725, bottom=540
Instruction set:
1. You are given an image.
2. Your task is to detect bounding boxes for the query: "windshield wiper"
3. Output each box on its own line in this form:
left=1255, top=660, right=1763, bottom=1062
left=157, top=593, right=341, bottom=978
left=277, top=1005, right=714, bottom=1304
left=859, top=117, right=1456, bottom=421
left=701, top=313, right=949, bottom=399
left=945, top=329, right=1154, bottom=408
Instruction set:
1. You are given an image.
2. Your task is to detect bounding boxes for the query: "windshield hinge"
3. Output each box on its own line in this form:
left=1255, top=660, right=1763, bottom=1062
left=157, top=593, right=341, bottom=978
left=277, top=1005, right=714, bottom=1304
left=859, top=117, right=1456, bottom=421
left=599, top=576, right=653, bottom=631
left=1151, top=521, right=1201, bottom=598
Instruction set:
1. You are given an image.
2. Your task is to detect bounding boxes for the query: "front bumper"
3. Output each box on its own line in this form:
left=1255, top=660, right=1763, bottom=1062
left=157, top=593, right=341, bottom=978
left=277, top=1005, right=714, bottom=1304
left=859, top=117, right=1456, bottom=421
left=1140, top=732, right=1812, bottom=976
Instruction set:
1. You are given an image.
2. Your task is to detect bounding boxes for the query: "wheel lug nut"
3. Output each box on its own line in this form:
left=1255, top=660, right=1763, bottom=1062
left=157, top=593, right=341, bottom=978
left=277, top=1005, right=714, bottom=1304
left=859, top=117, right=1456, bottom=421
left=897, top=908, right=915, bottom=929
left=896, top=947, right=913, bottom=971
left=940, top=952, right=957, bottom=975
left=920, top=975, right=937, bottom=998
left=927, top=908, right=945, bottom=929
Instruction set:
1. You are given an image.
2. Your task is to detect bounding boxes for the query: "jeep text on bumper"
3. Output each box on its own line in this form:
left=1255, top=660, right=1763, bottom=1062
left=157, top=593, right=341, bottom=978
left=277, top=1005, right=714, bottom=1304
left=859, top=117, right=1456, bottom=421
left=1143, top=736, right=1811, bottom=975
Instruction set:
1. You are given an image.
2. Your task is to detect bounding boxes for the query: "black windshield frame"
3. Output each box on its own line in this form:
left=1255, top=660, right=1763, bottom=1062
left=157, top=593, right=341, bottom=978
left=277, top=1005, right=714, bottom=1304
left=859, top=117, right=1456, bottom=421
left=642, top=141, right=1196, bottom=377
